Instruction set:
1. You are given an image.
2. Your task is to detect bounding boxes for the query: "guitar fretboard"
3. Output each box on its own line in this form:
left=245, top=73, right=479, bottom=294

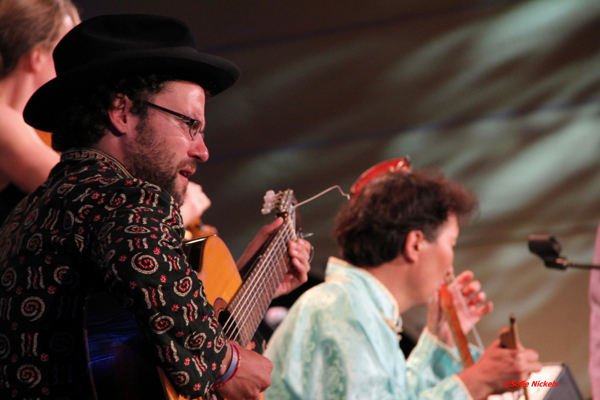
left=223, top=215, right=297, bottom=347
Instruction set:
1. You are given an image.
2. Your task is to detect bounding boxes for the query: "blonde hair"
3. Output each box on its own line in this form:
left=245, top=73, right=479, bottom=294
left=0, top=0, right=80, bottom=79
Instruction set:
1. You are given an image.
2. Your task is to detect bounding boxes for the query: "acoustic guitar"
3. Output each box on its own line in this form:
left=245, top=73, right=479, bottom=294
left=85, top=189, right=301, bottom=400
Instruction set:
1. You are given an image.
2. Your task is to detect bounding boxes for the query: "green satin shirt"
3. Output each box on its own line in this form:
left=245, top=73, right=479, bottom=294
left=264, top=257, right=475, bottom=400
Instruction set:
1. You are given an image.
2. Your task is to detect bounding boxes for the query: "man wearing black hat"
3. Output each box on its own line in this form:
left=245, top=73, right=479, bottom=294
left=0, top=14, right=310, bottom=400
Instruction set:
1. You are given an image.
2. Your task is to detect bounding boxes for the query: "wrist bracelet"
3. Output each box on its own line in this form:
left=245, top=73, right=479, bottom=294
left=212, top=342, right=240, bottom=389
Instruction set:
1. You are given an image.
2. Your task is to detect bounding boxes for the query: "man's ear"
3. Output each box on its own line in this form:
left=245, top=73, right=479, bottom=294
left=404, top=230, right=424, bottom=263
left=107, top=94, right=133, bottom=135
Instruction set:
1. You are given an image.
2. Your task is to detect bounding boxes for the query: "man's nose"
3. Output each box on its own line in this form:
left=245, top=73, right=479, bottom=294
left=190, top=136, right=209, bottom=162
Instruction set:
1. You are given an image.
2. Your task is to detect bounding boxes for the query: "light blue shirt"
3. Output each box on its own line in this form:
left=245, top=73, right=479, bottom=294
left=264, top=257, right=474, bottom=400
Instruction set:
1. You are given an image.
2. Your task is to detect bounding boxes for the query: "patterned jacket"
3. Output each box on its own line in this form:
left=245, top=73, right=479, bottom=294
left=0, top=149, right=226, bottom=399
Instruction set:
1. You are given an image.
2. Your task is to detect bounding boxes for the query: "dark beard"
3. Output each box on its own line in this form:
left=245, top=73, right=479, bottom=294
left=124, top=117, right=185, bottom=205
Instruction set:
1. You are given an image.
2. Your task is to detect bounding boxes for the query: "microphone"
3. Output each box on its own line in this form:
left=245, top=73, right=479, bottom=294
left=528, top=234, right=599, bottom=270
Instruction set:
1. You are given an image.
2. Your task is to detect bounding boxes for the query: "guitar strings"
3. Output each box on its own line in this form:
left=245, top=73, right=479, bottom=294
left=222, top=190, right=290, bottom=340
left=232, top=184, right=347, bottom=334
left=221, top=215, right=296, bottom=345
left=229, top=219, right=295, bottom=343
left=224, top=185, right=335, bottom=345
left=236, top=218, right=294, bottom=340
left=225, top=225, right=293, bottom=345
left=226, top=228, right=285, bottom=328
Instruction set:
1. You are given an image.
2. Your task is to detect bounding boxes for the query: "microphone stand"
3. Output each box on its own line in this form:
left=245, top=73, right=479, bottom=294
left=540, top=257, right=600, bottom=271
left=528, top=233, right=600, bottom=271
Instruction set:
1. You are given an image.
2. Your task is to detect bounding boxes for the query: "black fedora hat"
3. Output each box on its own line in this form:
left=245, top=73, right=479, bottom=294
left=24, top=14, right=240, bottom=132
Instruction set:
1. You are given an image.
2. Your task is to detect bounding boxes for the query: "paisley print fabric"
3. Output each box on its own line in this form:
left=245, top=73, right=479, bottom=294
left=264, top=257, right=476, bottom=400
left=0, top=149, right=226, bottom=399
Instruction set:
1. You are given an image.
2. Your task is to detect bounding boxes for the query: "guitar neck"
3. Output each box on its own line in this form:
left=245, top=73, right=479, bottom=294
left=225, top=218, right=297, bottom=347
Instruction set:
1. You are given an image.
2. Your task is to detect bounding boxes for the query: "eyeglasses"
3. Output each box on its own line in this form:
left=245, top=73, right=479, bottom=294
left=144, top=101, right=204, bottom=141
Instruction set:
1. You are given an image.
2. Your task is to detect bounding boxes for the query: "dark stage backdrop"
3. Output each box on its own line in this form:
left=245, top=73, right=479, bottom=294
left=72, top=0, right=600, bottom=396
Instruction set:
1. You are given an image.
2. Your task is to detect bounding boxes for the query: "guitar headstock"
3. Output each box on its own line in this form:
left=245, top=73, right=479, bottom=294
left=261, top=189, right=296, bottom=217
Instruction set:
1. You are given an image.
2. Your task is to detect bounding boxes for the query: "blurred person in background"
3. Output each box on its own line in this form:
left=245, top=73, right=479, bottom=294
left=0, top=0, right=79, bottom=222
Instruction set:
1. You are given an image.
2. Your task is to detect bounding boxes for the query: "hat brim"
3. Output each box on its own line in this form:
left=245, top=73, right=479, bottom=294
left=24, top=48, right=240, bottom=132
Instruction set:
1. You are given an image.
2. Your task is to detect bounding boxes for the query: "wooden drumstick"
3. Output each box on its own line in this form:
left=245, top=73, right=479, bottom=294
left=499, top=314, right=529, bottom=400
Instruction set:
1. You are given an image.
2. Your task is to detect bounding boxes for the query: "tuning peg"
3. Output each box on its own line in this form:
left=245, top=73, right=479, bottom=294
left=264, top=190, right=276, bottom=202
left=262, top=190, right=276, bottom=214
left=261, top=206, right=272, bottom=215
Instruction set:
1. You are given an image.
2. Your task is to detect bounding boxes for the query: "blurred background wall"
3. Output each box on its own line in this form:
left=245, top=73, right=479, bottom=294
left=72, top=0, right=600, bottom=396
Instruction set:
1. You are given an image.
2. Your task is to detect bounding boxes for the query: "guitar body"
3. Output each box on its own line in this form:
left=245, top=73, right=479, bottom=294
left=86, top=290, right=166, bottom=400
left=186, top=235, right=241, bottom=310
left=86, top=236, right=264, bottom=400
left=86, top=189, right=298, bottom=400
left=164, top=235, right=242, bottom=400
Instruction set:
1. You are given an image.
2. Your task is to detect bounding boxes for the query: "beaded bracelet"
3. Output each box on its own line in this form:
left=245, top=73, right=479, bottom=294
left=212, top=342, right=240, bottom=389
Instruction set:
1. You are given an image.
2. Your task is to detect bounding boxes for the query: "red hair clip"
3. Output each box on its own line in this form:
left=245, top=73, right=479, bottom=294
left=350, top=157, right=412, bottom=197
